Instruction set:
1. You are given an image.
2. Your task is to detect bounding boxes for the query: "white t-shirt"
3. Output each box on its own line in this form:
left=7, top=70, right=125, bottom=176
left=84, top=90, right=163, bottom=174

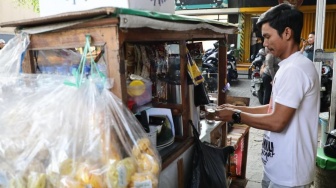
left=261, top=51, right=320, bottom=186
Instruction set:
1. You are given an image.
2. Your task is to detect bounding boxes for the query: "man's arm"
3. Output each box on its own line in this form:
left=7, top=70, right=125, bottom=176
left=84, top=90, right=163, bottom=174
left=218, top=103, right=269, bottom=114
left=239, top=103, right=295, bottom=132
left=300, top=40, right=307, bottom=53
left=215, top=103, right=295, bottom=132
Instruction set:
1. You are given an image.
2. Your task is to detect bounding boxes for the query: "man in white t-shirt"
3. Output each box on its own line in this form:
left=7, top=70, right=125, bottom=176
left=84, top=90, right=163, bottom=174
left=212, top=3, right=320, bottom=188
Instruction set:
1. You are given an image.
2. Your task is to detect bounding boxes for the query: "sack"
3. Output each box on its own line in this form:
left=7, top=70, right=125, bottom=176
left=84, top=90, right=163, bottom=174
left=189, top=120, right=234, bottom=188
left=0, top=34, right=161, bottom=188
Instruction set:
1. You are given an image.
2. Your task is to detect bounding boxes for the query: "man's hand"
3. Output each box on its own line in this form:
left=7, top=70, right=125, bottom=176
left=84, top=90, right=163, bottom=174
left=212, top=107, right=236, bottom=122
left=302, top=40, right=308, bottom=47
left=300, top=40, right=308, bottom=53
left=217, top=103, right=235, bottom=109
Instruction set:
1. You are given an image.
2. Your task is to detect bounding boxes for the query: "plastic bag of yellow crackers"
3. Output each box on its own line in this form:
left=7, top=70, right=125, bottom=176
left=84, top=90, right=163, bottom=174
left=0, top=33, right=161, bottom=188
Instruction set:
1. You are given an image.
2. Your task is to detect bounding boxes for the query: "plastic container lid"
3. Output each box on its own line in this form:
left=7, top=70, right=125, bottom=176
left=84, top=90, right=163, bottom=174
left=127, top=80, right=146, bottom=97
left=316, top=148, right=336, bottom=170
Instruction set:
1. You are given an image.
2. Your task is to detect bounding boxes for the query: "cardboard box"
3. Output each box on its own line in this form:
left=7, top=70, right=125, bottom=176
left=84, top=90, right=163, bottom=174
left=39, top=0, right=175, bottom=17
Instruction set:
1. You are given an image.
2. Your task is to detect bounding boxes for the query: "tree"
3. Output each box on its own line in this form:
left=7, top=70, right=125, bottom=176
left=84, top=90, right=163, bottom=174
left=13, top=0, right=39, bottom=12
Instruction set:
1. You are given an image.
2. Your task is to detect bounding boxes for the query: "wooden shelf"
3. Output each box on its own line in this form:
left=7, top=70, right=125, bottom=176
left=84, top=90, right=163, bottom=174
left=227, top=124, right=250, bottom=148
left=227, top=124, right=250, bottom=187
left=229, top=177, right=248, bottom=188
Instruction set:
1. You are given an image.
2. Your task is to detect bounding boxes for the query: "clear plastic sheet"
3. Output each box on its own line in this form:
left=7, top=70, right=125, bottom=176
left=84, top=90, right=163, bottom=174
left=0, top=33, right=161, bottom=188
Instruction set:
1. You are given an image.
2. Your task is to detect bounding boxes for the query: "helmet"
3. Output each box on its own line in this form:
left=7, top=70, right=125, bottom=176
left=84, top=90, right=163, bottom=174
left=324, top=129, right=336, bottom=158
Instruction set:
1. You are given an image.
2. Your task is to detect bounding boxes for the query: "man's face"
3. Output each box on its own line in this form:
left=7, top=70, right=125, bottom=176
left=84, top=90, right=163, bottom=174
left=307, top=34, right=315, bottom=45
left=0, top=42, right=4, bottom=49
left=261, top=23, right=286, bottom=59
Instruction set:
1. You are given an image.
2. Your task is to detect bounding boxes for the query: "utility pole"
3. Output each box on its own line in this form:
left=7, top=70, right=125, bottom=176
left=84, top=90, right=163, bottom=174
left=314, top=0, right=326, bottom=51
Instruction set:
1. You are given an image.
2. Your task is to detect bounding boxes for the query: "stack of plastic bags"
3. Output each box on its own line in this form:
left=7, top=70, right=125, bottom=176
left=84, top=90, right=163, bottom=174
left=0, top=33, right=161, bottom=188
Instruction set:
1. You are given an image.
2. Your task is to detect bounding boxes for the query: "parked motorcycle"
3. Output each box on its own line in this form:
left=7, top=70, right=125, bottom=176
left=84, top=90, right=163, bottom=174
left=249, top=48, right=266, bottom=104
left=227, top=44, right=239, bottom=84
left=202, top=42, right=238, bottom=84
left=202, top=47, right=219, bottom=74
left=320, top=63, right=333, bottom=112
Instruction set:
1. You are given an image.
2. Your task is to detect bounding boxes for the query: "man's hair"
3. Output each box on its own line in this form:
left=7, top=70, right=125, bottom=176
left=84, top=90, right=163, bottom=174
left=256, top=3, right=303, bottom=44
left=310, top=31, right=315, bottom=35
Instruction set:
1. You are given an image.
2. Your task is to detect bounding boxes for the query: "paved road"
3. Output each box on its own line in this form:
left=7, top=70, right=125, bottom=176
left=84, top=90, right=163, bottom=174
left=226, top=76, right=264, bottom=188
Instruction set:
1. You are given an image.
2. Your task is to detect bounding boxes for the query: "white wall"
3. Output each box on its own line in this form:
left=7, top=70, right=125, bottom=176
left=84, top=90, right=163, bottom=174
left=39, top=0, right=175, bottom=17
left=0, top=0, right=39, bottom=34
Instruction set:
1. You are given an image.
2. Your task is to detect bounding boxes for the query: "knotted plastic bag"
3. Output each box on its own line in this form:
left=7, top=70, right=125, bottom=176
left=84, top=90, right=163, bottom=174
left=0, top=33, right=161, bottom=188
left=189, top=120, right=234, bottom=188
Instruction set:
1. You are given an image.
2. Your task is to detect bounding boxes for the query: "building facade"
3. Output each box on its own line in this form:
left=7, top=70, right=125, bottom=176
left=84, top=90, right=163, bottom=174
left=0, top=0, right=38, bottom=41
left=176, top=0, right=336, bottom=63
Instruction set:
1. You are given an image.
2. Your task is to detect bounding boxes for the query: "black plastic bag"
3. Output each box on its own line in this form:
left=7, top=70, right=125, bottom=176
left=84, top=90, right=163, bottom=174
left=189, top=120, right=234, bottom=188
left=324, top=129, right=336, bottom=158
left=194, top=82, right=210, bottom=107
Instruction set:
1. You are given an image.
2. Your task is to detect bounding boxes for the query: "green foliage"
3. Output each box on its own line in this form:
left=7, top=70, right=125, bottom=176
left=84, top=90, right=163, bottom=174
left=12, top=0, right=40, bottom=12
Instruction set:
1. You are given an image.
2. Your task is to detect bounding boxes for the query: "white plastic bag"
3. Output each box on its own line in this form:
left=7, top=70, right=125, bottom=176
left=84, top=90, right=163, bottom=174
left=0, top=33, right=161, bottom=188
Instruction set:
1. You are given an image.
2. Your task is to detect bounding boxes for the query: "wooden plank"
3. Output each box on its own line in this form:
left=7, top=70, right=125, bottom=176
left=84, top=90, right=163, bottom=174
left=226, top=95, right=250, bottom=106
left=179, top=40, right=190, bottom=138
left=218, top=38, right=227, bottom=106
left=240, top=130, right=249, bottom=179
left=229, top=178, right=248, bottom=188
left=177, top=158, right=184, bottom=188
left=63, top=18, right=119, bottom=31
left=120, top=28, right=228, bottom=42
left=118, top=37, right=128, bottom=104
left=222, top=122, right=228, bottom=147
left=29, top=26, right=119, bottom=50
left=227, top=124, right=250, bottom=147
left=22, top=50, right=36, bottom=73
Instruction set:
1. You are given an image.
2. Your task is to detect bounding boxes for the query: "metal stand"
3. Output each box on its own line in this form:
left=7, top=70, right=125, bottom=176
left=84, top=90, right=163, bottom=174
left=314, top=50, right=336, bottom=131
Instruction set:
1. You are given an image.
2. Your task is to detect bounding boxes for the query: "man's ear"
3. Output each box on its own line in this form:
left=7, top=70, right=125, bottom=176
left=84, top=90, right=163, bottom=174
left=283, top=27, right=292, bottom=40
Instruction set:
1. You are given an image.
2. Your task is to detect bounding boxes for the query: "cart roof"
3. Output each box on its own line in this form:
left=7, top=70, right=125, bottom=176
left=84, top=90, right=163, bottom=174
left=0, top=7, right=238, bottom=34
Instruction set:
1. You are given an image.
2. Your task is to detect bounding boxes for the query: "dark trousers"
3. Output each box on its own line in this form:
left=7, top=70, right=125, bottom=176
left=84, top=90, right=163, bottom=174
left=262, top=73, right=272, bottom=104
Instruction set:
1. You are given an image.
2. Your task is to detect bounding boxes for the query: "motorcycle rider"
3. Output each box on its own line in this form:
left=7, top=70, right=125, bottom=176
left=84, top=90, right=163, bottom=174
left=260, top=47, right=280, bottom=104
